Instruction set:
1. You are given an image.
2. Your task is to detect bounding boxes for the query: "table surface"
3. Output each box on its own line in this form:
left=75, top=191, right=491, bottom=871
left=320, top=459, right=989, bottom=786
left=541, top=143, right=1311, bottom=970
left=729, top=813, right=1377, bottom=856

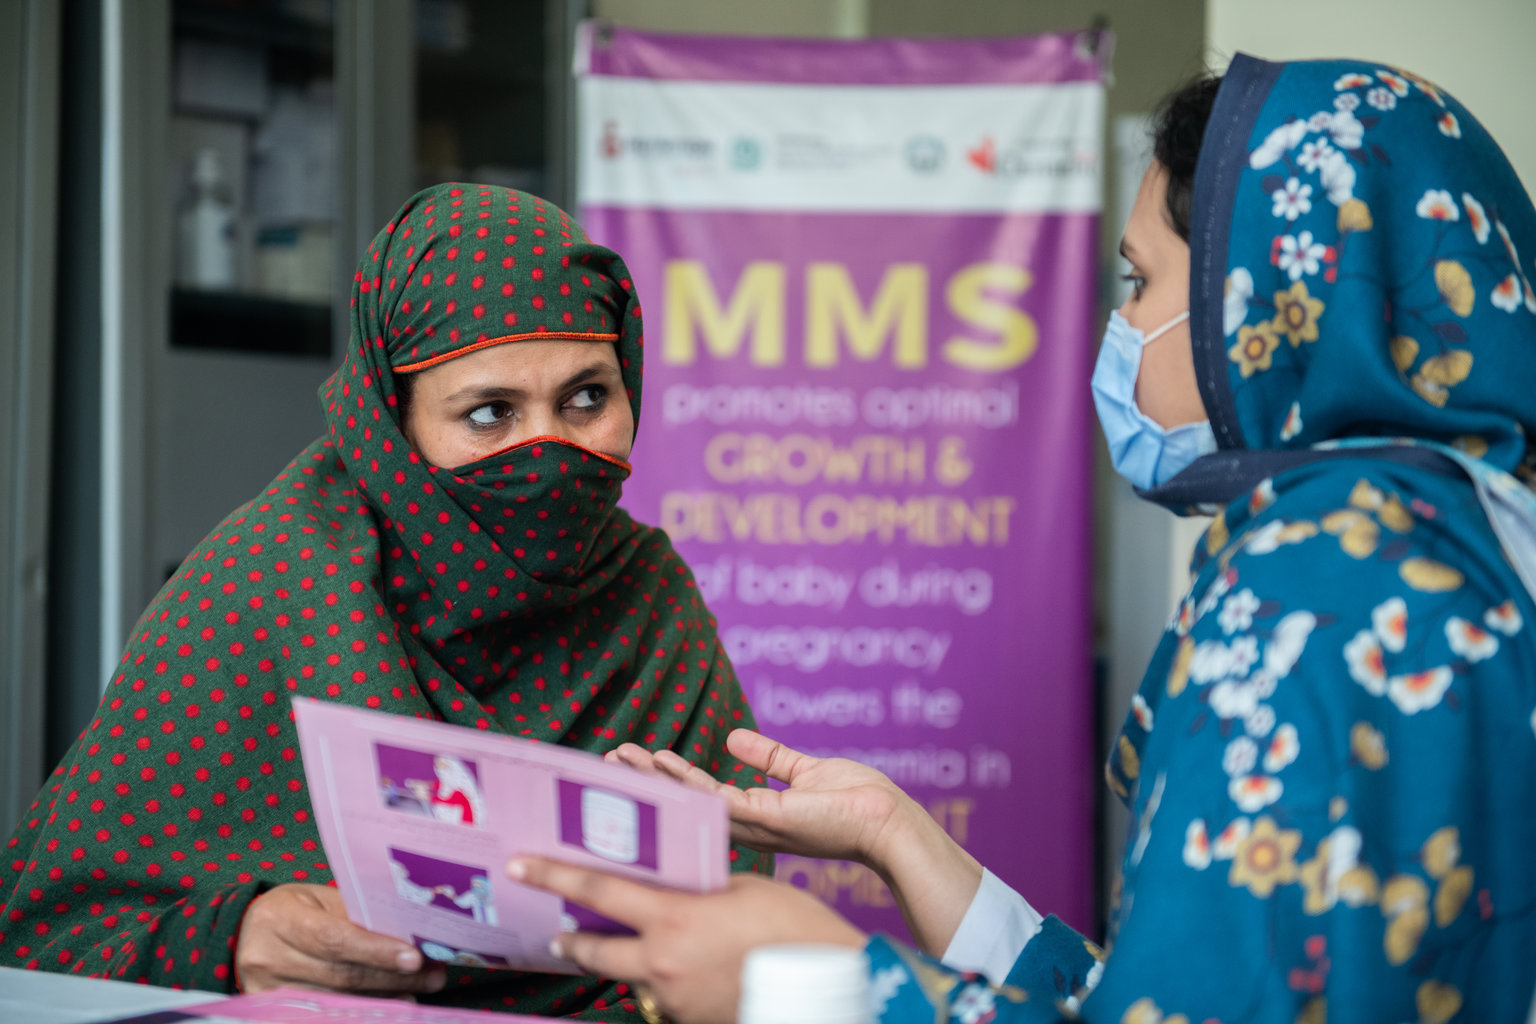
left=0, top=965, right=216, bottom=1023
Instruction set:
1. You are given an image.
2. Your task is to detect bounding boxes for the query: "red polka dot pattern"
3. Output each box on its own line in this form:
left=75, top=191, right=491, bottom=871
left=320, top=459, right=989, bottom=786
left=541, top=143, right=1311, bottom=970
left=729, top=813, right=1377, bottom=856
left=0, top=183, right=768, bottom=1018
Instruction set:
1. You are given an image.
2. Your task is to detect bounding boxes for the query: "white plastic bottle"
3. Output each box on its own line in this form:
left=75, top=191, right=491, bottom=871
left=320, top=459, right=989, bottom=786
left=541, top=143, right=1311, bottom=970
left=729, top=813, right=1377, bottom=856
left=177, top=148, right=237, bottom=290
left=738, top=944, right=873, bottom=1024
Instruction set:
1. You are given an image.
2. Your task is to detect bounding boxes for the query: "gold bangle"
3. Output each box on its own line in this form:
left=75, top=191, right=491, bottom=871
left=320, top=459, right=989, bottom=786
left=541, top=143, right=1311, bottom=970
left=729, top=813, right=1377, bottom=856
left=635, top=984, right=665, bottom=1024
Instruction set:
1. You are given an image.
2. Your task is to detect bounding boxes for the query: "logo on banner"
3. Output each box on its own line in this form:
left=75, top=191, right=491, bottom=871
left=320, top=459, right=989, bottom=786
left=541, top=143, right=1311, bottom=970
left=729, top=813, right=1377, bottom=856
left=904, top=136, right=945, bottom=174
left=599, top=119, right=715, bottom=162
left=731, top=138, right=763, bottom=171
left=965, top=134, right=1098, bottom=179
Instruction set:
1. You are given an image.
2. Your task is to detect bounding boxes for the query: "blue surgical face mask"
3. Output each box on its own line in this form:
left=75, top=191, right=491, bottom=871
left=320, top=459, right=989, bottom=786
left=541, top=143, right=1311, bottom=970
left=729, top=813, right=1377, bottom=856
left=1091, top=309, right=1217, bottom=491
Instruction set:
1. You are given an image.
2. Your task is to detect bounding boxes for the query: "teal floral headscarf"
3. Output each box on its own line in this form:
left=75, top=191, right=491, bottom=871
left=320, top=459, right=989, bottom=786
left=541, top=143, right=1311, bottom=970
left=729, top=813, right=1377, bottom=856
left=1151, top=53, right=1536, bottom=509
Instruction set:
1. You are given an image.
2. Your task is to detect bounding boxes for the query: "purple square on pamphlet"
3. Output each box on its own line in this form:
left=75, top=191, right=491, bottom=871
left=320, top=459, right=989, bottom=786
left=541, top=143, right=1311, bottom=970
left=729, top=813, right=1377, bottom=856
left=556, top=779, right=658, bottom=870
left=560, top=897, right=637, bottom=936
left=374, top=743, right=484, bottom=828
left=413, top=935, right=512, bottom=969
left=387, top=848, right=499, bottom=926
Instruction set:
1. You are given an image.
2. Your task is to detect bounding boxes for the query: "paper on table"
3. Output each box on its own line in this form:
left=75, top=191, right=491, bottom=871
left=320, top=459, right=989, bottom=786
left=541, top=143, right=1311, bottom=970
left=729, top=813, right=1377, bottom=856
left=291, top=700, right=730, bottom=974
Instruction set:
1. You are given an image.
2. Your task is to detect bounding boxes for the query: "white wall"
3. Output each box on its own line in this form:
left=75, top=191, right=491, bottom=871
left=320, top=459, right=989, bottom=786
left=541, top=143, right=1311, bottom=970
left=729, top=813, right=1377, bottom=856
left=1208, top=0, right=1536, bottom=191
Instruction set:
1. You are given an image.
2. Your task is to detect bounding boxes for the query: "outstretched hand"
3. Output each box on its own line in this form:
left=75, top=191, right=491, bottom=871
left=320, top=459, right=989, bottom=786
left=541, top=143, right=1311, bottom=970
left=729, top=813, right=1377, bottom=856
left=606, top=728, right=912, bottom=866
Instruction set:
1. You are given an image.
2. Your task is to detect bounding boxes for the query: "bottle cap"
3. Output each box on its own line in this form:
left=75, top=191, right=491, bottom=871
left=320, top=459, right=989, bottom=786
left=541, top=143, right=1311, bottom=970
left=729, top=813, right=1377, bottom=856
left=738, top=944, right=871, bottom=1024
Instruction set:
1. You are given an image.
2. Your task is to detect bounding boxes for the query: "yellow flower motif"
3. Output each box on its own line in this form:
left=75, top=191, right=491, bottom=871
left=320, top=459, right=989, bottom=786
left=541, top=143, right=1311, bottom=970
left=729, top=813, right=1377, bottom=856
left=1118, top=734, right=1142, bottom=781
left=1271, top=282, right=1325, bottom=347
left=1381, top=874, right=1430, bottom=966
left=1338, top=198, right=1373, bottom=233
left=1276, top=522, right=1320, bottom=544
left=1322, top=509, right=1379, bottom=558
left=1350, top=722, right=1389, bottom=769
left=1206, top=510, right=1229, bottom=555
left=1435, top=864, right=1473, bottom=927
left=1105, top=760, right=1129, bottom=799
left=1329, top=796, right=1348, bottom=821
left=1121, top=998, right=1189, bottom=1024
left=1411, top=350, right=1473, bottom=407
left=1377, top=496, right=1413, bottom=533
left=1229, top=816, right=1302, bottom=898
left=1338, top=865, right=1381, bottom=907
left=1417, top=981, right=1463, bottom=1024
left=1435, top=260, right=1475, bottom=316
left=1399, top=557, right=1465, bottom=592
left=1390, top=335, right=1419, bottom=373
left=1168, top=636, right=1195, bottom=697
left=1452, top=435, right=1490, bottom=459
left=1422, top=826, right=1460, bottom=879
left=1084, top=938, right=1106, bottom=962
left=1230, top=321, right=1282, bottom=377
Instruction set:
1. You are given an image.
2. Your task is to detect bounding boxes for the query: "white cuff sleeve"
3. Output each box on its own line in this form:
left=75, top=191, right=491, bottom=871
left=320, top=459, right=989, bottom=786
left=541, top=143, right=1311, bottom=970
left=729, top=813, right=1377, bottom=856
left=939, top=868, right=1044, bottom=985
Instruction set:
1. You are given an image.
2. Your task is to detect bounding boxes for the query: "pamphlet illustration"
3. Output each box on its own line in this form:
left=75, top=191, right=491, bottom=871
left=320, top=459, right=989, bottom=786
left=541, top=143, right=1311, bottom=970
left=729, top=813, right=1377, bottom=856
left=293, top=699, right=730, bottom=974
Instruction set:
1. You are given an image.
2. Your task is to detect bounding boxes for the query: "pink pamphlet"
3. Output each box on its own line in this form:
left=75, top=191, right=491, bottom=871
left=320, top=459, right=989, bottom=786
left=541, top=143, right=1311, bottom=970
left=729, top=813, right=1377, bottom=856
left=291, top=699, right=729, bottom=974
left=102, top=988, right=549, bottom=1022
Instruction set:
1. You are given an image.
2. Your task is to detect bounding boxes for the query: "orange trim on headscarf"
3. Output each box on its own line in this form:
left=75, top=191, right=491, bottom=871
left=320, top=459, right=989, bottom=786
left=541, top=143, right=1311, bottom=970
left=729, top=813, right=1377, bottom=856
left=463, top=434, right=633, bottom=475
left=394, top=331, right=621, bottom=374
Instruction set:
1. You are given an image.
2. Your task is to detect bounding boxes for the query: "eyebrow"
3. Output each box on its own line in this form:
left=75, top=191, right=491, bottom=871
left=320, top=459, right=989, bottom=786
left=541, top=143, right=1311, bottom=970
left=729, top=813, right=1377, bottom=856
left=439, top=363, right=617, bottom=405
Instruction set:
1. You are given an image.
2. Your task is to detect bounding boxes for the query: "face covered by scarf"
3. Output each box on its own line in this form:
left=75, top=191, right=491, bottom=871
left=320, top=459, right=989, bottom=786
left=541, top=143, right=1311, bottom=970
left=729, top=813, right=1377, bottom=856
left=0, top=184, right=768, bottom=1018
left=1142, top=54, right=1536, bottom=510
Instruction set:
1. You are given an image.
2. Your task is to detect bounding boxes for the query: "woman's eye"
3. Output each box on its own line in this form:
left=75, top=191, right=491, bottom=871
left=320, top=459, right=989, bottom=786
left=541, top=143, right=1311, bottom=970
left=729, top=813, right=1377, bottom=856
left=1120, top=272, right=1146, bottom=298
left=466, top=402, right=510, bottom=427
left=566, top=385, right=606, bottom=411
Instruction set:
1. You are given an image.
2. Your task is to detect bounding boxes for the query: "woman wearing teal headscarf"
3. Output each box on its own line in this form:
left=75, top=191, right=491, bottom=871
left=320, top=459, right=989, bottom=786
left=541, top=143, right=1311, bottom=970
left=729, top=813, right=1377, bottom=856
left=506, top=54, right=1536, bottom=1023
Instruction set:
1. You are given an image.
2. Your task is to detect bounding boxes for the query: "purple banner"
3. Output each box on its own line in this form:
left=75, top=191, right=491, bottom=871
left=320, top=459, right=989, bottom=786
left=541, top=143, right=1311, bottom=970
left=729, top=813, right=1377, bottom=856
left=578, top=27, right=1101, bottom=937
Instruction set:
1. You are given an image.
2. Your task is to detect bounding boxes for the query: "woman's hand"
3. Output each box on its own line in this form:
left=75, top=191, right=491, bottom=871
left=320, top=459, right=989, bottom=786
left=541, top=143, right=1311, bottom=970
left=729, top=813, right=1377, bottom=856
left=508, top=856, right=864, bottom=1024
left=608, top=729, right=984, bottom=956
left=234, top=883, right=447, bottom=997
left=607, top=728, right=912, bottom=866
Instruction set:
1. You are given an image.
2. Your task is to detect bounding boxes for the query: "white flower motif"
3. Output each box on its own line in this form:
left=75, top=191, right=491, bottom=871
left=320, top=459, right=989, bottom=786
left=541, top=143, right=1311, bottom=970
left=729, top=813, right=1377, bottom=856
left=1277, top=230, right=1327, bottom=281
left=1132, top=692, right=1154, bottom=731
left=1280, top=402, right=1304, bottom=441
left=1229, top=774, right=1283, bottom=813
left=1229, top=635, right=1260, bottom=674
left=1377, top=70, right=1410, bottom=96
left=1197, top=569, right=1236, bottom=616
left=1438, top=111, right=1461, bottom=138
left=1333, top=92, right=1361, bottom=113
left=1244, top=520, right=1298, bottom=555
left=1224, top=267, right=1254, bottom=335
left=1249, top=118, right=1310, bottom=169
left=1318, top=149, right=1357, bottom=204
left=1493, top=274, right=1523, bottom=313
left=1387, top=666, right=1454, bottom=714
left=1171, top=593, right=1196, bottom=635
left=869, top=965, right=909, bottom=1015
left=1344, top=628, right=1387, bottom=695
left=1297, top=139, right=1335, bottom=172
left=1272, top=177, right=1314, bottom=221
left=1366, top=87, right=1397, bottom=111
left=1328, top=110, right=1365, bottom=150
left=1307, top=110, right=1334, bottom=132
left=1446, top=617, right=1499, bottom=662
left=1463, top=193, right=1490, bottom=244
left=1251, top=670, right=1279, bottom=699
left=1245, top=703, right=1277, bottom=738
left=1334, top=72, right=1373, bottom=90
left=1265, top=611, right=1317, bottom=676
left=1249, top=479, right=1277, bottom=516
left=1311, top=826, right=1365, bottom=912
left=951, top=982, right=997, bottom=1024
left=1485, top=600, right=1524, bottom=636
left=1372, top=597, right=1409, bottom=652
left=1190, top=639, right=1236, bottom=684
left=1262, top=723, right=1300, bottom=773
left=1210, top=679, right=1260, bottom=720
left=1219, top=589, right=1262, bottom=634
left=1416, top=189, right=1459, bottom=221
left=1224, top=735, right=1259, bottom=776
left=1184, top=819, right=1212, bottom=869
left=1213, top=817, right=1251, bottom=859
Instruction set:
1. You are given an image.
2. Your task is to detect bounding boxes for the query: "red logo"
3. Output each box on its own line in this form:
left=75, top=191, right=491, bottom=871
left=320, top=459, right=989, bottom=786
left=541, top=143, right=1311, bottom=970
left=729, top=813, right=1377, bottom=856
left=601, top=121, right=623, bottom=159
left=966, top=136, right=996, bottom=174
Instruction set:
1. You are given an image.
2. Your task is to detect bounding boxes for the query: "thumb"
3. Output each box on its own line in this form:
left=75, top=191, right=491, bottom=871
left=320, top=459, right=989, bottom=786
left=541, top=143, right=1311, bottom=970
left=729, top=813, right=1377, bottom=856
left=726, top=729, right=820, bottom=785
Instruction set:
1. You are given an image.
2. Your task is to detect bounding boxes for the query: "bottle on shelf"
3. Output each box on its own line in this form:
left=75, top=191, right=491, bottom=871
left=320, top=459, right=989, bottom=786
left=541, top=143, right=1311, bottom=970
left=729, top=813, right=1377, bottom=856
left=176, top=148, right=237, bottom=291
left=738, top=944, right=873, bottom=1024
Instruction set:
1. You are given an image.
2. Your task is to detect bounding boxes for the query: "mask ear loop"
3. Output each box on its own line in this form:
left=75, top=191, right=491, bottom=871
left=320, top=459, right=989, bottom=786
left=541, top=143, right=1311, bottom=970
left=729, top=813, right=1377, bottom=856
left=1141, top=310, right=1191, bottom=346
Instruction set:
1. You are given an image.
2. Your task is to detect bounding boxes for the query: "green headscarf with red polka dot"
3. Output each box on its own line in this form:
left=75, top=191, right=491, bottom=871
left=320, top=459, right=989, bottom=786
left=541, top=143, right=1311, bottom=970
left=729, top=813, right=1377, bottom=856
left=1, top=183, right=767, bottom=1019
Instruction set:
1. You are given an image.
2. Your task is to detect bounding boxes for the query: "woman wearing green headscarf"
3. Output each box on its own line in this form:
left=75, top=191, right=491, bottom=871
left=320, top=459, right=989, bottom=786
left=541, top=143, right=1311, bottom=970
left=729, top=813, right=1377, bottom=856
left=0, top=183, right=768, bottom=1019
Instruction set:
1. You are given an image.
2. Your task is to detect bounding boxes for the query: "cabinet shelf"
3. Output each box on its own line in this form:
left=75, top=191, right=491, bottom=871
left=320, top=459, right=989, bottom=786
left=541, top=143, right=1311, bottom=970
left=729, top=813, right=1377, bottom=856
left=170, top=287, right=333, bottom=358
left=173, top=2, right=335, bottom=60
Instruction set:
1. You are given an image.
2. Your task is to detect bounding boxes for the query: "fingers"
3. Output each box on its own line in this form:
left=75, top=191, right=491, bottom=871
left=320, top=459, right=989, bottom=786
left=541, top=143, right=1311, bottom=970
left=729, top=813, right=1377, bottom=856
left=726, top=729, right=819, bottom=784
left=550, top=930, right=647, bottom=981
left=508, top=856, right=661, bottom=928
left=605, top=744, right=668, bottom=777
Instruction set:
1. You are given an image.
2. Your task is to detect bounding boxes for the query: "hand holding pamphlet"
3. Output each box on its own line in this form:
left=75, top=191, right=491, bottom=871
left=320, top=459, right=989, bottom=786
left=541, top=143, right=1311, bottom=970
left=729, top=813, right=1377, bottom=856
left=291, top=700, right=730, bottom=974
